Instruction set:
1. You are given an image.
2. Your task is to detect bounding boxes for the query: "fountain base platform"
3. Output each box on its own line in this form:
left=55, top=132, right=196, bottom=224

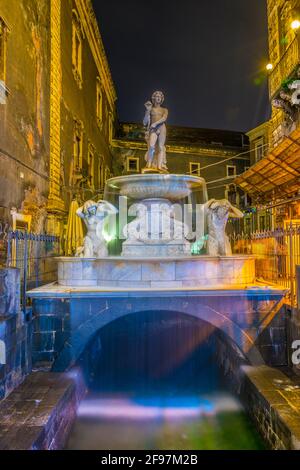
left=56, top=255, right=255, bottom=289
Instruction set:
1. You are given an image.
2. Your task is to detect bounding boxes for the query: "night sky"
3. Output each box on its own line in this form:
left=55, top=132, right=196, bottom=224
left=92, top=0, right=269, bottom=132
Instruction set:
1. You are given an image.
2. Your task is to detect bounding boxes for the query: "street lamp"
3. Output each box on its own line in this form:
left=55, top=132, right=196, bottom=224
left=291, top=19, right=300, bottom=31
left=266, top=63, right=273, bottom=72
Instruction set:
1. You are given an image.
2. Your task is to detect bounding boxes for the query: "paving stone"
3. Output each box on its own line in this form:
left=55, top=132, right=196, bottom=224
left=0, top=370, right=84, bottom=450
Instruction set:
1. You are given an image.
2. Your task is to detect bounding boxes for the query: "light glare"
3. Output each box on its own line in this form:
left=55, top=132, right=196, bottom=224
left=291, top=19, right=300, bottom=30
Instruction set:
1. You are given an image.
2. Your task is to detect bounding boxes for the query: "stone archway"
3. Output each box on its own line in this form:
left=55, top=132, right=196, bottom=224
left=52, top=293, right=266, bottom=372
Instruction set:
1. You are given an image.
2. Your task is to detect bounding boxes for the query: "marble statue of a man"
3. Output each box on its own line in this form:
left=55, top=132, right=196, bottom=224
left=205, top=199, right=243, bottom=256
left=76, top=199, right=118, bottom=258
left=143, top=91, right=168, bottom=172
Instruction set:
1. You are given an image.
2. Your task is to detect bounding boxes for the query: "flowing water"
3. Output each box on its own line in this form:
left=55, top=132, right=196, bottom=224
left=66, top=311, right=265, bottom=450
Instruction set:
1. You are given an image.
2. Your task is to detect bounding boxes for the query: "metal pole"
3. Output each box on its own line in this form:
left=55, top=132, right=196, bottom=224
left=289, top=222, right=295, bottom=306
left=35, top=234, right=39, bottom=288
left=6, top=231, right=12, bottom=267
left=23, top=232, right=28, bottom=317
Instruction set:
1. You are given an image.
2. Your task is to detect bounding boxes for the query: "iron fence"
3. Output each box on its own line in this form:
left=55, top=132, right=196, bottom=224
left=5, top=231, right=60, bottom=312
left=230, top=225, right=300, bottom=306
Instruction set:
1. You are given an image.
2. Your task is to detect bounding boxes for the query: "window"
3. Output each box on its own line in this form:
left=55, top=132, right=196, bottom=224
left=104, top=103, right=109, bottom=136
left=189, top=162, right=201, bottom=176
left=98, top=157, right=104, bottom=190
left=108, top=111, right=114, bottom=143
left=225, top=184, right=237, bottom=205
left=127, top=157, right=139, bottom=173
left=105, top=167, right=110, bottom=182
left=72, top=10, right=83, bottom=88
left=73, top=119, right=83, bottom=170
left=96, top=77, right=103, bottom=127
left=279, top=3, right=293, bottom=54
left=254, top=138, right=265, bottom=162
left=226, top=165, right=236, bottom=177
left=87, top=143, right=95, bottom=189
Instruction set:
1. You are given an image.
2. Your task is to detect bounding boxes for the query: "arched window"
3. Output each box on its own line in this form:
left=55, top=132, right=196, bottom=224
left=87, top=143, right=95, bottom=189
left=96, top=77, right=103, bottom=127
left=98, top=156, right=104, bottom=190
left=73, top=118, right=83, bottom=170
left=108, top=111, right=114, bottom=143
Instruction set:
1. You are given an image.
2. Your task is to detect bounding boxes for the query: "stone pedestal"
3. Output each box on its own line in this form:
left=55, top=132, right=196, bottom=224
left=55, top=255, right=256, bottom=289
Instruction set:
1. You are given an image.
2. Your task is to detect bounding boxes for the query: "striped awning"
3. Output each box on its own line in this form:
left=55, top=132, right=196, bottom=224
left=235, top=127, right=300, bottom=202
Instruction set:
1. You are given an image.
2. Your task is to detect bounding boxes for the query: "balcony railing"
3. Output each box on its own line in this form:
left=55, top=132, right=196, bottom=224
left=230, top=224, right=300, bottom=306
left=269, top=37, right=299, bottom=99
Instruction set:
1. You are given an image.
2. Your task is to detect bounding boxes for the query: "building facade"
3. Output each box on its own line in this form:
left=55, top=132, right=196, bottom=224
left=235, top=0, right=300, bottom=230
left=0, top=0, right=50, bottom=233
left=268, top=0, right=300, bottom=148
left=0, top=0, right=116, bottom=238
left=113, top=122, right=250, bottom=207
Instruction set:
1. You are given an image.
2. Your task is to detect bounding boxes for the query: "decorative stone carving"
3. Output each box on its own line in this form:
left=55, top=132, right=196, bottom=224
left=122, top=200, right=191, bottom=257
left=288, top=80, right=300, bottom=106
left=205, top=199, right=243, bottom=256
left=272, top=66, right=300, bottom=134
left=76, top=200, right=118, bottom=258
left=20, top=187, right=47, bottom=234
left=143, top=91, right=168, bottom=172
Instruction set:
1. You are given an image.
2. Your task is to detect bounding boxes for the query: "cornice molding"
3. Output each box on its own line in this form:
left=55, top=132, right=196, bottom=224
left=112, top=139, right=249, bottom=159
left=74, top=0, right=117, bottom=110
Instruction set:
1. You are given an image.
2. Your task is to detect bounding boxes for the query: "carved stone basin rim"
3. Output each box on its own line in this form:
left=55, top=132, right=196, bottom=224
left=105, top=174, right=207, bottom=201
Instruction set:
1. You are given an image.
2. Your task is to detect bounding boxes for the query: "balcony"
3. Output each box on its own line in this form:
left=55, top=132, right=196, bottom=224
left=269, top=37, right=300, bottom=99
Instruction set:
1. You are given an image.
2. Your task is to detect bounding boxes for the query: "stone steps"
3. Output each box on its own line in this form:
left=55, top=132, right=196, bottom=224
left=0, top=370, right=85, bottom=450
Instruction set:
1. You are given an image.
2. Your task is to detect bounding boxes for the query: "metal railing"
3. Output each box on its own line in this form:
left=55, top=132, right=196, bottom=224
left=269, top=37, right=299, bottom=98
left=5, top=231, right=60, bottom=313
left=231, top=225, right=300, bottom=306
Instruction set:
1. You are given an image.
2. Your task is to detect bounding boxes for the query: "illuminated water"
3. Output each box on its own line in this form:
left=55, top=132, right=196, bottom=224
left=66, top=312, right=265, bottom=450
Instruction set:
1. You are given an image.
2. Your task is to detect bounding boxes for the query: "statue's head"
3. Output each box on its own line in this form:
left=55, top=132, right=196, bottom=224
left=272, top=98, right=283, bottom=109
left=151, top=91, right=164, bottom=105
left=83, top=200, right=97, bottom=216
left=207, top=199, right=231, bottom=219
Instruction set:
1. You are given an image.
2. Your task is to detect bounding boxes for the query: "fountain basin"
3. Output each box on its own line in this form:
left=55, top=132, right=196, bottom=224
left=56, top=255, right=255, bottom=289
left=105, top=173, right=207, bottom=201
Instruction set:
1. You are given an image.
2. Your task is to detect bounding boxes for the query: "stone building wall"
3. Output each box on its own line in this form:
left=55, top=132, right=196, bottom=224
left=267, top=0, right=300, bottom=148
left=0, top=0, right=51, bottom=227
left=0, top=269, right=32, bottom=400
left=0, top=0, right=117, bottom=235
left=58, top=0, right=117, bottom=213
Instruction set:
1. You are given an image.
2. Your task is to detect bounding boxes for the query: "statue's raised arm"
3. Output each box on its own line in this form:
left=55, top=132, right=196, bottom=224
left=96, top=200, right=118, bottom=215
left=75, top=199, right=117, bottom=258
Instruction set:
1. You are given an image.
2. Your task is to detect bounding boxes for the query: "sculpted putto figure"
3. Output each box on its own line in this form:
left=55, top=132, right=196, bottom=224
left=76, top=200, right=118, bottom=258
left=143, top=91, right=168, bottom=172
left=205, top=199, right=243, bottom=256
